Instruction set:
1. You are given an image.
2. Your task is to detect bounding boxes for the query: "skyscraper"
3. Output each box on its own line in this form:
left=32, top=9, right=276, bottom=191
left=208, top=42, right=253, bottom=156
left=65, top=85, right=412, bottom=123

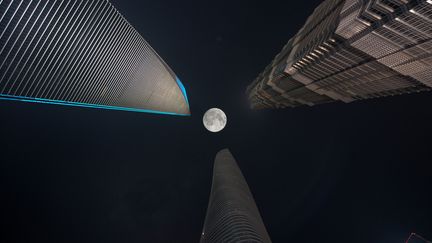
left=406, top=233, right=432, bottom=243
left=200, top=149, right=272, bottom=243
left=0, top=0, right=189, bottom=115
left=246, top=0, right=432, bottom=109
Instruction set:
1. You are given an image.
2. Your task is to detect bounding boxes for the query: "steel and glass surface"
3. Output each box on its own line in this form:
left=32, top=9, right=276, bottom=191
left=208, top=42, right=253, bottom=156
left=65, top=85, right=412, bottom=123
left=200, top=149, right=272, bottom=243
left=247, top=0, right=432, bottom=109
left=0, top=0, right=190, bottom=115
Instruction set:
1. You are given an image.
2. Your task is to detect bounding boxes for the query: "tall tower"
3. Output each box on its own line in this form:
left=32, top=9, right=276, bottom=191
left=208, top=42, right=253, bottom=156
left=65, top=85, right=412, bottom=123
left=200, top=149, right=272, bottom=243
left=246, top=0, right=432, bottom=110
left=0, top=0, right=189, bottom=115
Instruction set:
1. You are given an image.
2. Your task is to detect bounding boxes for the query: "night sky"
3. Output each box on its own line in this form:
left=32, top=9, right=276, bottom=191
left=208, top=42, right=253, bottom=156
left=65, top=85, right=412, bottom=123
left=1, top=0, right=432, bottom=242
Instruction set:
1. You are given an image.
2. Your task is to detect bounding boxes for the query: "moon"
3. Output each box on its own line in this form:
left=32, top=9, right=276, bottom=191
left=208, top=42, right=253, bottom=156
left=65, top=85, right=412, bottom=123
left=203, top=108, right=227, bottom=132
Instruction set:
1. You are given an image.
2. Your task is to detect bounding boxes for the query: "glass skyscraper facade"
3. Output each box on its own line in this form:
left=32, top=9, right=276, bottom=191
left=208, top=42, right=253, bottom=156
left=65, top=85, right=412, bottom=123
left=247, top=0, right=432, bottom=109
left=0, top=0, right=189, bottom=115
left=200, top=149, right=272, bottom=243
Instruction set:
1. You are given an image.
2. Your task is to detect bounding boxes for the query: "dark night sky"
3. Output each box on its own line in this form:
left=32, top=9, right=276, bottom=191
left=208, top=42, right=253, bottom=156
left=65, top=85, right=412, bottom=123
left=1, top=0, right=432, bottom=242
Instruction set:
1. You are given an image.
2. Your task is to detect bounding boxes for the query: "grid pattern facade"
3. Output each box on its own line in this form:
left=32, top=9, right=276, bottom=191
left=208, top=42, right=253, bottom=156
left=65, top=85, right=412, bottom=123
left=247, top=0, right=432, bottom=109
left=0, top=0, right=189, bottom=115
left=200, top=149, right=272, bottom=243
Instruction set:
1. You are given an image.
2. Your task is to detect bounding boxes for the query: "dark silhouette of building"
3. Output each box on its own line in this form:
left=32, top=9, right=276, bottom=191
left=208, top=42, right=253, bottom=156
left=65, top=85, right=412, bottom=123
left=200, top=149, right=272, bottom=243
left=406, top=233, right=432, bottom=243
left=247, top=0, right=432, bottom=109
left=0, top=0, right=189, bottom=115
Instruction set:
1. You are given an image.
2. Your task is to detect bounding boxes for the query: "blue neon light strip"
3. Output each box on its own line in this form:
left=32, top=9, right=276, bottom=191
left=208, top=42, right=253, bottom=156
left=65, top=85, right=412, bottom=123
left=0, top=94, right=190, bottom=116
left=175, top=76, right=190, bottom=108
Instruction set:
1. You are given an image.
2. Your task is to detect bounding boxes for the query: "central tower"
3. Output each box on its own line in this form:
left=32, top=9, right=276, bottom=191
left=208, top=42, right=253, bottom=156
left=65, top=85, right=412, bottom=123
left=200, top=149, right=272, bottom=243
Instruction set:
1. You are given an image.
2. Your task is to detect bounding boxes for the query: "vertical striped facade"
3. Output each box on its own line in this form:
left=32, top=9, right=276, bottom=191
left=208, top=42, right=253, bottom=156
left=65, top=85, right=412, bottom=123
left=247, top=0, right=432, bottom=110
left=200, top=149, right=272, bottom=243
left=0, top=0, right=190, bottom=115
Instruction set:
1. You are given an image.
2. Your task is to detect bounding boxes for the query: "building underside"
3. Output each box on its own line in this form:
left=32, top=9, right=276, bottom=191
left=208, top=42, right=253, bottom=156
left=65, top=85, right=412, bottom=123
left=247, top=0, right=432, bottom=109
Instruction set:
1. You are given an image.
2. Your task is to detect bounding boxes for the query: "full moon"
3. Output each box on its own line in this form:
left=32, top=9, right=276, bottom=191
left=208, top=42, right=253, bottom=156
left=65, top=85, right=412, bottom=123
left=203, top=108, right=227, bottom=133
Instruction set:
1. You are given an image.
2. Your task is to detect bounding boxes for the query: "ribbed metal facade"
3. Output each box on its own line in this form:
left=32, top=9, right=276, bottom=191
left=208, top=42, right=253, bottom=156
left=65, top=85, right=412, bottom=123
left=0, top=0, right=189, bottom=115
left=247, top=0, right=432, bottom=110
left=200, top=149, right=272, bottom=243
